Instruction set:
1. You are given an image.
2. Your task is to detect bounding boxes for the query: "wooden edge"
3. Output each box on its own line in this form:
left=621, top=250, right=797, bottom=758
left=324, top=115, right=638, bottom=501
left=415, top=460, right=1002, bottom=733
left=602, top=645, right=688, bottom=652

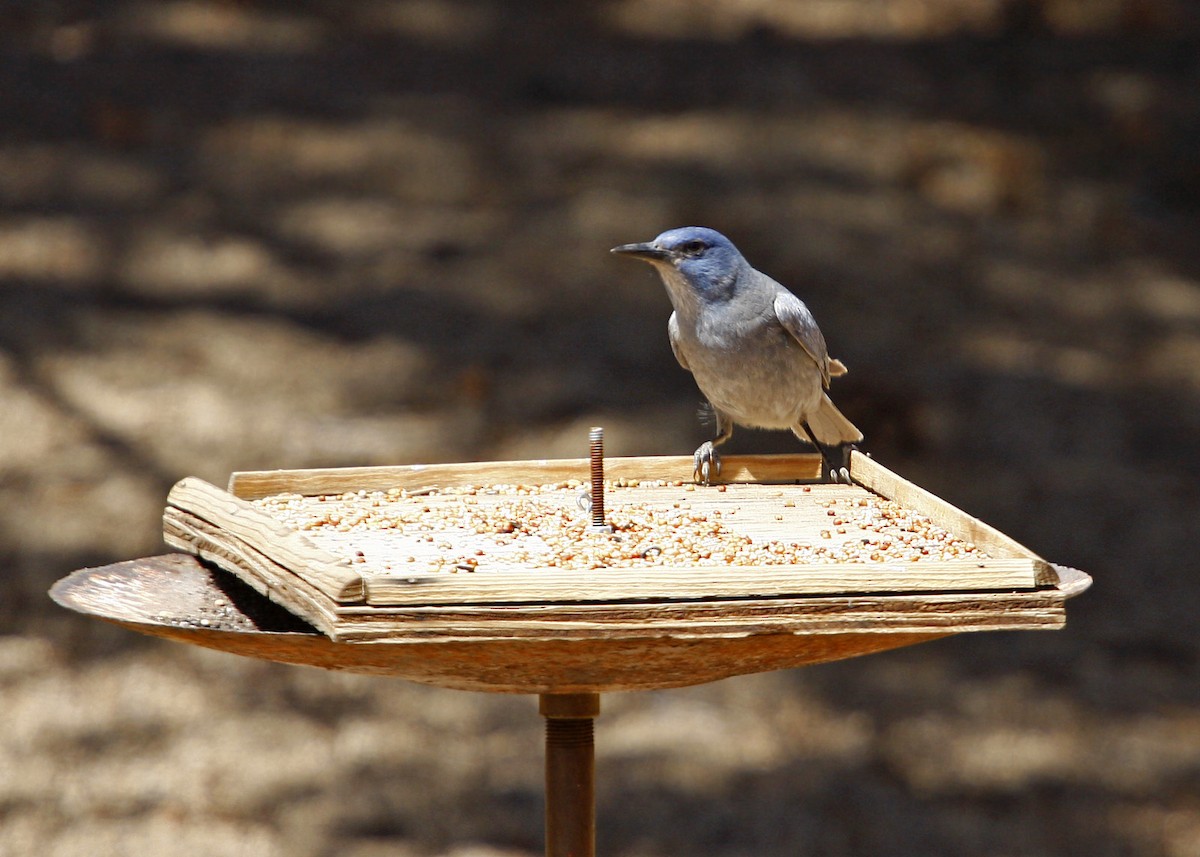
left=335, top=583, right=1069, bottom=619
left=329, top=596, right=1068, bottom=640
left=849, top=451, right=1059, bottom=586
left=164, top=513, right=339, bottom=637
left=228, top=453, right=825, bottom=499
left=362, top=557, right=1044, bottom=607
left=330, top=589, right=1068, bottom=641
left=166, top=477, right=365, bottom=603
left=336, top=617, right=1066, bottom=643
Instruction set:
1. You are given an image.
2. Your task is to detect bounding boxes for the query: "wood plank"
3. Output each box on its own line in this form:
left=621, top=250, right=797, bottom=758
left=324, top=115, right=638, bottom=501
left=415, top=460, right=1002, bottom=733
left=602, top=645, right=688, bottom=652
left=228, top=453, right=824, bottom=499
left=361, top=557, right=1044, bottom=606
left=166, top=478, right=365, bottom=603
left=328, top=585, right=1068, bottom=623
left=163, top=509, right=340, bottom=636
left=327, top=598, right=1066, bottom=638
left=849, top=451, right=1059, bottom=586
left=328, top=602, right=1065, bottom=642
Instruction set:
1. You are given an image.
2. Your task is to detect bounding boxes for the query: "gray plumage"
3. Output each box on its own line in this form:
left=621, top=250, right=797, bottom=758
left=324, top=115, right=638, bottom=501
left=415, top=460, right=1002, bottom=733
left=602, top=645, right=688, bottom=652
left=612, top=226, right=862, bottom=482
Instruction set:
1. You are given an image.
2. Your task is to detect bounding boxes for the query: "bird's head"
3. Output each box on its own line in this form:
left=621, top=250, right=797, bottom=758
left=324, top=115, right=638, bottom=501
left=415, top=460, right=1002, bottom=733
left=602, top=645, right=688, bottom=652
left=611, top=227, right=745, bottom=297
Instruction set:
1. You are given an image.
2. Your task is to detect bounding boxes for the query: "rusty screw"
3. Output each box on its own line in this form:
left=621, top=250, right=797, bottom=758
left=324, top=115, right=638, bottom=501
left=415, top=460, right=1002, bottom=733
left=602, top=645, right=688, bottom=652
left=587, top=426, right=611, bottom=533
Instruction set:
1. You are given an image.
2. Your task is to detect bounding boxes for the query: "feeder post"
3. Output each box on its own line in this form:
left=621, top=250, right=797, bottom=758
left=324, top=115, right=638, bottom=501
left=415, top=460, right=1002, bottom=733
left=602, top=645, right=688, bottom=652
left=540, top=692, right=600, bottom=857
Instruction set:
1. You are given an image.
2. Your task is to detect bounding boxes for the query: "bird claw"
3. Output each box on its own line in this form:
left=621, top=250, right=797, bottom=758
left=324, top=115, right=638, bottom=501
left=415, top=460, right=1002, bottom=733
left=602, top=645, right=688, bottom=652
left=693, top=442, right=722, bottom=485
left=820, top=444, right=855, bottom=484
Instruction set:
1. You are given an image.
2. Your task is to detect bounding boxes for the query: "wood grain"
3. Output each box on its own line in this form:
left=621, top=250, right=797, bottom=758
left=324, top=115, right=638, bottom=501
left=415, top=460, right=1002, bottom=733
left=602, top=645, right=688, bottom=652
left=361, top=558, right=1044, bottom=606
left=228, top=454, right=825, bottom=499
left=166, top=478, right=364, bottom=602
left=164, top=507, right=342, bottom=637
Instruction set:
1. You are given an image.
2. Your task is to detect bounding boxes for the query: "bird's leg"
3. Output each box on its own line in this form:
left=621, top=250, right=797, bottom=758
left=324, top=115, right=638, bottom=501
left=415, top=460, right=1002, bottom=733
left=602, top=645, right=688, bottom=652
left=694, top=410, right=733, bottom=485
left=796, top=424, right=854, bottom=484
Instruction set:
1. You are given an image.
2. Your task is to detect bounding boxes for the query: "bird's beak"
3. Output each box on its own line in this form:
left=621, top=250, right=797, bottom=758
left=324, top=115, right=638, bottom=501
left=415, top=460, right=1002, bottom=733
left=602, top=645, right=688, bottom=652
left=610, top=242, right=671, bottom=262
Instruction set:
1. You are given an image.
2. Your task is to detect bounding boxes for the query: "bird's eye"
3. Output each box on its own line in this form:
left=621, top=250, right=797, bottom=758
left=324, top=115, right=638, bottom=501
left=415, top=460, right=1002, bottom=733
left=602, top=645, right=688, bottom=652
left=680, top=240, right=707, bottom=256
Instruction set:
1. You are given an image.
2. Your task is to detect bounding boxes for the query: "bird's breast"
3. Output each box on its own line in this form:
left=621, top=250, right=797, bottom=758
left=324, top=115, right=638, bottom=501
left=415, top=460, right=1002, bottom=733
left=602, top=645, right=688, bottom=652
left=674, top=314, right=823, bottom=429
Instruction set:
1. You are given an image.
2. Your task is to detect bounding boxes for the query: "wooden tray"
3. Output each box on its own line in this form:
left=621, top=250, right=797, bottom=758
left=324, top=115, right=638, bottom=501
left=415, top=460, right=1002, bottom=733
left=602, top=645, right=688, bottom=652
left=162, top=452, right=1067, bottom=644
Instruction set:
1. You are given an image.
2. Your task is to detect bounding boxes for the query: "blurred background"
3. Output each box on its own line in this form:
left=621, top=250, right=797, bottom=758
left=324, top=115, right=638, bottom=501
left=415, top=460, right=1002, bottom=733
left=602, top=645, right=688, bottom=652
left=2, top=0, right=1199, bottom=854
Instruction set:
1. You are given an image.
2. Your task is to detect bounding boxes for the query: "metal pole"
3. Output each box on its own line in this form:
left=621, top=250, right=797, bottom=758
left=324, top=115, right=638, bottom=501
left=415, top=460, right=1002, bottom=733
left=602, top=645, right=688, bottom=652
left=540, top=693, right=600, bottom=857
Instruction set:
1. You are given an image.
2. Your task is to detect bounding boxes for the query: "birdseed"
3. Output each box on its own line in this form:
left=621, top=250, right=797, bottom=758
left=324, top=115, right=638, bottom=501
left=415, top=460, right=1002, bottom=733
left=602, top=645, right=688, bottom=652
left=250, top=481, right=989, bottom=577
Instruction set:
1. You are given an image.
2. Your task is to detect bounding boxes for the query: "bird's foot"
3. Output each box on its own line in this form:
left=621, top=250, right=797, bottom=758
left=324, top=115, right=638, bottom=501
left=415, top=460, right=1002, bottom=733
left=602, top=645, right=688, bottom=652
left=819, top=443, right=855, bottom=484
left=693, top=441, right=722, bottom=485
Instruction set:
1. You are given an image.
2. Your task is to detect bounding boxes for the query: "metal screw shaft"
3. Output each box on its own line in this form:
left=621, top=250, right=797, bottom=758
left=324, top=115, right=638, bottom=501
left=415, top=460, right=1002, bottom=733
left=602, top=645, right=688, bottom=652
left=587, top=427, right=611, bottom=533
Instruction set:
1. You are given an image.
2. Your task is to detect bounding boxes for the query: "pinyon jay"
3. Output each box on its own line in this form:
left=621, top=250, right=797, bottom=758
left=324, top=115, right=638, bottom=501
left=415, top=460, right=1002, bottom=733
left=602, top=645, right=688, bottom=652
left=612, top=226, right=863, bottom=483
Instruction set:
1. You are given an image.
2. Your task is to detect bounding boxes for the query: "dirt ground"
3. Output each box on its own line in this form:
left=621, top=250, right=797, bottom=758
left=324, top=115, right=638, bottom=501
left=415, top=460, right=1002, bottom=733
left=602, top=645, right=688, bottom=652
left=3, top=1, right=1200, bottom=855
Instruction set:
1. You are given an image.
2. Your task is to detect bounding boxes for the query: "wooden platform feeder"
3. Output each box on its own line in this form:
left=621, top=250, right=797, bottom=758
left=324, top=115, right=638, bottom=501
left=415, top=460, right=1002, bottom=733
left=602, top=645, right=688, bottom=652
left=51, top=447, right=1090, bottom=857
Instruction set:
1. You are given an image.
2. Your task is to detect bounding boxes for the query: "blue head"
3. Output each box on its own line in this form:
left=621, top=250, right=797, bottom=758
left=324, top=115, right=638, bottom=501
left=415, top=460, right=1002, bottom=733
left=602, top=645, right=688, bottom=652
left=611, top=226, right=747, bottom=300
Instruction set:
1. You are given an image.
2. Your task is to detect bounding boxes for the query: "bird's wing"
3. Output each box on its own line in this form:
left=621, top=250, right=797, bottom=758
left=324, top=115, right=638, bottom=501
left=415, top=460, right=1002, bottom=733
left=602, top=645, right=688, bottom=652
left=667, top=312, right=690, bottom=370
left=773, top=291, right=835, bottom=388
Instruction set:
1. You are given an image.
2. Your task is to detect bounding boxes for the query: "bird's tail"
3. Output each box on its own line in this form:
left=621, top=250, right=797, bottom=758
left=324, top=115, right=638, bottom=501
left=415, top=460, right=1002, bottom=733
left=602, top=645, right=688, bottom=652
left=805, top=393, right=863, bottom=445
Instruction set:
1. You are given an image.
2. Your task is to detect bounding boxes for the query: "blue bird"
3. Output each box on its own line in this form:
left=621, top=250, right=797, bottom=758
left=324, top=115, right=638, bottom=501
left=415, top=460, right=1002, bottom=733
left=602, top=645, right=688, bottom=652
left=612, top=226, right=863, bottom=483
